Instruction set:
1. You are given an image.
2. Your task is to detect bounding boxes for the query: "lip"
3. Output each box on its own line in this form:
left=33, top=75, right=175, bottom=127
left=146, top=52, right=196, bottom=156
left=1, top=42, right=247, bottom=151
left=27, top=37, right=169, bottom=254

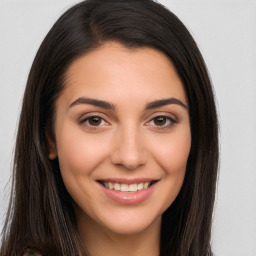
left=97, top=177, right=155, bottom=185
left=97, top=180, right=158, bottom=205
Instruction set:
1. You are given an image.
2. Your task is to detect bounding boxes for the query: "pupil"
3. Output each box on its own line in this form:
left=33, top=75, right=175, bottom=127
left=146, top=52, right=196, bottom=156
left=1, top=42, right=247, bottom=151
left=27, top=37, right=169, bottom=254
left=154, top=117, right=166, bottom=126
left=89, top=117, right=101, bottom=126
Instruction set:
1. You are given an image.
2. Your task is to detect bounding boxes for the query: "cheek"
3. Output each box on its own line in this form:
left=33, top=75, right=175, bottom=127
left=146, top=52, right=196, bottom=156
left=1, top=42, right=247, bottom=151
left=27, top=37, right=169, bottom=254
left=55, top=124, right=110, bottom=180
left=151, top=129, right=191, bottom=174
left=151, top=130, right=191, bottom=212
left=54, top=125, right=113, bottom=211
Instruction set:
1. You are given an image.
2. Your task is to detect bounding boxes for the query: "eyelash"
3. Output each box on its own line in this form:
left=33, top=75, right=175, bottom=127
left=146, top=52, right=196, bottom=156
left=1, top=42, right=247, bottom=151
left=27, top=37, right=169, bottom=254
left=147, top=115, right=177, bottom=129
left=79, top=114, right=177, bottom=130
left=79, top=115, right=108, bottom=128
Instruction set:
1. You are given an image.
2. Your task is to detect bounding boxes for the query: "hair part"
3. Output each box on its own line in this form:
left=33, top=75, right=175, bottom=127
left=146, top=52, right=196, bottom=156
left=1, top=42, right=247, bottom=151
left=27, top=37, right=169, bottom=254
left=1, top=1, right=218, bottom=255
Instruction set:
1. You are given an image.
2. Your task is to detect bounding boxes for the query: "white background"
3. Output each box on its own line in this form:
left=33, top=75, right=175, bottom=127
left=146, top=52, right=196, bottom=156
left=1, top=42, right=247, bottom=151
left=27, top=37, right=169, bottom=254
left=0, top=0, right=256, bottom=255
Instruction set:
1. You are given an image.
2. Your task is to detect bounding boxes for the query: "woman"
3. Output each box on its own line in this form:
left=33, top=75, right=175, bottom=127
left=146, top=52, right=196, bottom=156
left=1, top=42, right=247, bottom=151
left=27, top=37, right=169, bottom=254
left=0, top=0, right=219, bottom=255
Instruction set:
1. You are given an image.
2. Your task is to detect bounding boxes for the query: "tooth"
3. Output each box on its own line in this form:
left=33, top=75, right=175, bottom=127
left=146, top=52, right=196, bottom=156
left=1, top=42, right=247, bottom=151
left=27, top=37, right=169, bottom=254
left=128, top=184, right=138, bottom=192
left=105, top=181, right=153, bottom=191
left=108, top=182, right=114, bottom=189
left=137, top=183, right=144, bottom=190
left=103, top=182, right=108, bottom=188
left=120, top=184, right=129, bottom=192
left=143, top=182, right=150, bottom=189
left=138, top=183, right=143, bottom=190
left=114, top=183, right=120, bottom=191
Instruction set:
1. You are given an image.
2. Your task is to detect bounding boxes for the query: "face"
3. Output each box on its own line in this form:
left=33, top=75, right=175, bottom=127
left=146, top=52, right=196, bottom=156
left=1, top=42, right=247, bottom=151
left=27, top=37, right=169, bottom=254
left=48, top=42, right=191, bottom=236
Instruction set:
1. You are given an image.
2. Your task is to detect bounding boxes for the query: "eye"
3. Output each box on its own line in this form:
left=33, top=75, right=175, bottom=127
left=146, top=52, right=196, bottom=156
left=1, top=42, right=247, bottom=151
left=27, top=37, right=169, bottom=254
left=148, top=115, right=176, bottom=128
left=82, top=116, right=107, bottom=127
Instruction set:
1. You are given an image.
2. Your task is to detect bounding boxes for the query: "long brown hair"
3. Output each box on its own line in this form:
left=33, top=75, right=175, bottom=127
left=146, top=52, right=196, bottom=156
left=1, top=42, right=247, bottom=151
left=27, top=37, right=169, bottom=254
left=0, top=0, right=219, bottom=255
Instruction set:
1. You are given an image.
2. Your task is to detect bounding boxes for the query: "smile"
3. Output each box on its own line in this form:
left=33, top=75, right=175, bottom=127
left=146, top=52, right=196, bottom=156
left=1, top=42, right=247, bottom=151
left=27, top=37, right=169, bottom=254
left=98, top=181, right=157, bottom=192
left=97, top=179, right=158, bottom=205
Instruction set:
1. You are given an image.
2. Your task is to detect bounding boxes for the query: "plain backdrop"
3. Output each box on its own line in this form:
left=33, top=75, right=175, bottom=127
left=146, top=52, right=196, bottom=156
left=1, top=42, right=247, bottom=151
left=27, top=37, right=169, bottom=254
left=0, top=0, right=256, bottom=255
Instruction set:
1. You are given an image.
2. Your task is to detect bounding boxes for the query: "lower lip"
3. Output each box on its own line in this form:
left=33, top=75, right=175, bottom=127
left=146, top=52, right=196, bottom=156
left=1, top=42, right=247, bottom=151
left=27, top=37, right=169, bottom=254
left=98, top=182, right=157, bottom=205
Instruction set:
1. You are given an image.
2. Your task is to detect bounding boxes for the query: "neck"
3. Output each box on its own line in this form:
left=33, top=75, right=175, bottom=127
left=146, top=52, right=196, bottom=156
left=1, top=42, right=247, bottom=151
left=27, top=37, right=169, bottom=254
left=76, top=211, right=161, bottom=256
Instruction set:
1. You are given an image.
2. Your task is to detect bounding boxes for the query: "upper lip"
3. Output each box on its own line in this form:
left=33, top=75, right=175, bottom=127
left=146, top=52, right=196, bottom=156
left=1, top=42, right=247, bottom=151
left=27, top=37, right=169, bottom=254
left=96, top=178, right=159, bottom=184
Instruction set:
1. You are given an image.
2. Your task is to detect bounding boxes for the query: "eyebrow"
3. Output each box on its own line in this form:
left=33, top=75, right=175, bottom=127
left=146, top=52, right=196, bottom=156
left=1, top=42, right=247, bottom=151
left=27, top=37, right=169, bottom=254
left=145, top=98, right=188, bottom=110
left=69, top=97, right=188, bottom=111
left=69, top=97, right=116, bottom=110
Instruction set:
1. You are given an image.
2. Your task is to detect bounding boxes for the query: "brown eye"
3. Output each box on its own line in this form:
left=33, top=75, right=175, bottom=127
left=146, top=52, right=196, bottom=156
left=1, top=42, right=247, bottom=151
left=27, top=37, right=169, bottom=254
left=147, top=115, right=176, bottom=129
left=153, top=116, right=167, bottom=126
left=85, top=116, right=105, bottom=126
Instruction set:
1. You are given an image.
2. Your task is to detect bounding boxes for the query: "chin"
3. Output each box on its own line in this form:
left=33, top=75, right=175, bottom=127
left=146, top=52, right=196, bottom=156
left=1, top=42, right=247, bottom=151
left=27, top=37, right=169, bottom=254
left=96, top=210, right=162, bottom=236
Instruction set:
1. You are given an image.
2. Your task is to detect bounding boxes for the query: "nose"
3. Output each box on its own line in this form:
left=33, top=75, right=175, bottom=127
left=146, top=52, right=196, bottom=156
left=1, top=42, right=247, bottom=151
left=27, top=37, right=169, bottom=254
left=110, top=126, right=148, bottom=170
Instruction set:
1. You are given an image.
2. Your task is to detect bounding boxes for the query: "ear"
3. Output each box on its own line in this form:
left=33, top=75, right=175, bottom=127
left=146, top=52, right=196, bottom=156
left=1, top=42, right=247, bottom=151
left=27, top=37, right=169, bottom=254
left=46, top=132, right=57, bottom=160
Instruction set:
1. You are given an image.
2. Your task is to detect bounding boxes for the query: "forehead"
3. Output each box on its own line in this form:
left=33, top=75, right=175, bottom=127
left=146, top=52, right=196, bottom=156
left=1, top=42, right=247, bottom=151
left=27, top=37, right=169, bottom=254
left=59, top=42, right=187, bottom=108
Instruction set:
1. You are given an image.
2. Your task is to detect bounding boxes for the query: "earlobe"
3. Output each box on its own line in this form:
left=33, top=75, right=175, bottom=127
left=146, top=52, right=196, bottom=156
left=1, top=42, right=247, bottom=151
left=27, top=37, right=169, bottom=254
left=48, top=149, right=57, bottom=160
left=46, top=132, right=57, bottom=160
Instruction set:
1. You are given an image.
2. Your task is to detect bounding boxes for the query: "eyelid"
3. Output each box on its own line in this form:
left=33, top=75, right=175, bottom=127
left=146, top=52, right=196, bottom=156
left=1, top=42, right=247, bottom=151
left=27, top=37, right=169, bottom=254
left=78, top=112, right=111, bottom=128
left=145, top=112, right=177, bottom=123
left=144, top=112, right=178, bottom=130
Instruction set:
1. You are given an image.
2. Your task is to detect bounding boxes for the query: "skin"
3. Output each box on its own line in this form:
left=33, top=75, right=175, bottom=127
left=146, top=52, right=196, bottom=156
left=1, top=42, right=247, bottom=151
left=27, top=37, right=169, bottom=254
left=48, top=42, right=191, bottom=256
